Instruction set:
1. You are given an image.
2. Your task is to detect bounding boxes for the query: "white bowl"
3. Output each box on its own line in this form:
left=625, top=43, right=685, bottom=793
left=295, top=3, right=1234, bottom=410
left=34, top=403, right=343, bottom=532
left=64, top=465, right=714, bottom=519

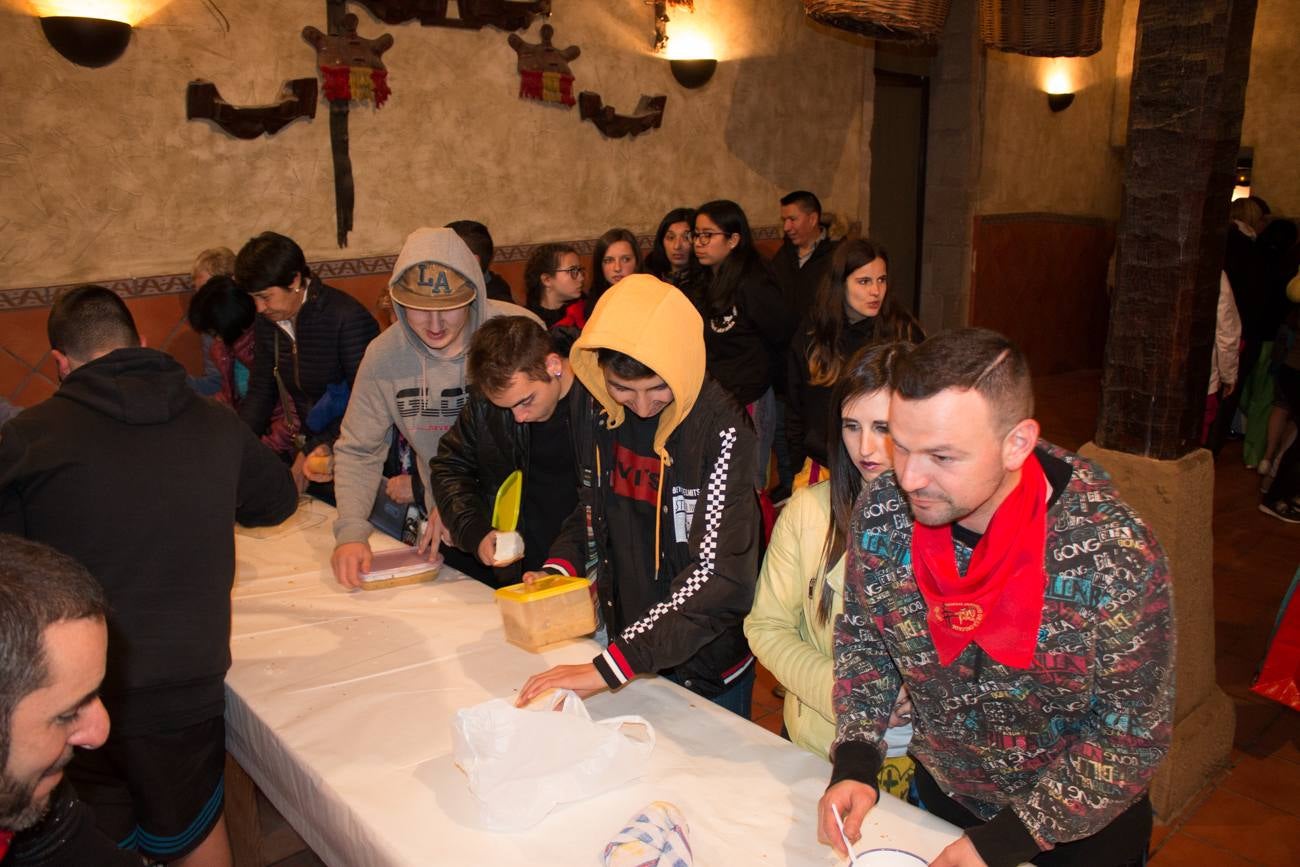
left=854, top=849, right=927, bottom=867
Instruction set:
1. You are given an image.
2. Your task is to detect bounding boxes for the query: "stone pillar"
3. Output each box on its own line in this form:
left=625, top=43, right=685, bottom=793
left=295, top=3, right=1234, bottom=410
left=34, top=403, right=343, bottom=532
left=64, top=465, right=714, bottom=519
left=1090, top=0, right=1258, bottom=823
left=1078, top=444, right=1236, bottom=820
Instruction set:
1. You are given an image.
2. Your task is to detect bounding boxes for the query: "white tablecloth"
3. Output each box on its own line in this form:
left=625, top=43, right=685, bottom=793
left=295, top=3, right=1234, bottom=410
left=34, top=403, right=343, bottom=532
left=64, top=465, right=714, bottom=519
left=228, top=499, right=961, bottom=866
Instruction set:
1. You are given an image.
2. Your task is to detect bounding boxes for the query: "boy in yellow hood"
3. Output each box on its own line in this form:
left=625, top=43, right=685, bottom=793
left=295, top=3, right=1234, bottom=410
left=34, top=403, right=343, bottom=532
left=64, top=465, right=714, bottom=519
left=516, top=275, right=762, bottom=716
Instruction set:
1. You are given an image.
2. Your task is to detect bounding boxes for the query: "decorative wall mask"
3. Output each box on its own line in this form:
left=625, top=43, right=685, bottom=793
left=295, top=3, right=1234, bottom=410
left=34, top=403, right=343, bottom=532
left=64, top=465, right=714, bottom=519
left=304, top=13, right=395, bottom=108
left=578, top=92, right=667, bottom=138
left=508, top=24, right=580, bottom=106
left=186, top=79, right=319, bottom=139
left=350, top=0, right=550, bottom=31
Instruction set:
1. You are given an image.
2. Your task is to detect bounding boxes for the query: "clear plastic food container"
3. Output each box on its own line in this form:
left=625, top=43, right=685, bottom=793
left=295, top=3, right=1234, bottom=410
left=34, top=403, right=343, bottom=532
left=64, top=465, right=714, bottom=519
left=494, top=575, right=597, bottom=652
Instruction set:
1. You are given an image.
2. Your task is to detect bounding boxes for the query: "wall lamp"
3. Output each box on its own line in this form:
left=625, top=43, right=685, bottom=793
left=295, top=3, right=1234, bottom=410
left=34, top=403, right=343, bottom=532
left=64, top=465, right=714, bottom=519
left=669, top=58, right=717, bottom=89
left=40, top=15, right=133, bottom=67
left=663, top=24, right=717, bottom=89
left=1046, top=92, right=1074, bottom=112
left=1043, top=60, right=1075, bottom=112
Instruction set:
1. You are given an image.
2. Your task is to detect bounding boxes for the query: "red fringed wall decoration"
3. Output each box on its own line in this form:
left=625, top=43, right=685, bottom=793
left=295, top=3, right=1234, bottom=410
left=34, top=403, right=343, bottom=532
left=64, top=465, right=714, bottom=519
left=319, top=65, right=392, bottom=107
left=508, top=24, right=580, bottom=107
left=518, top=69, right=575, bottom=106
left=304, top=13, right=394, bottom=108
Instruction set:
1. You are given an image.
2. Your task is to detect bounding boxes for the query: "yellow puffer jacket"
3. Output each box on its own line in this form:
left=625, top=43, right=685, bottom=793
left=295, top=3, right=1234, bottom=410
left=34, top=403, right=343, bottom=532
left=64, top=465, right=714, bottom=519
left=744, top=482, right=842, bottom=759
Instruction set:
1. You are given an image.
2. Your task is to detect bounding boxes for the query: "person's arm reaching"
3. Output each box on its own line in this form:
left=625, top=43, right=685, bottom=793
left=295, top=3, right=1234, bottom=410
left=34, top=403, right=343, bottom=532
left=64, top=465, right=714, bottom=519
left=593, top=422, right=760, bottom=689
left=234, top=423, right=298, bottom=528
left=330, top=353, right=396, bottom=587
left=820, top=487, right=902, bottom=856
left=427, top=395, right=495, bottom=557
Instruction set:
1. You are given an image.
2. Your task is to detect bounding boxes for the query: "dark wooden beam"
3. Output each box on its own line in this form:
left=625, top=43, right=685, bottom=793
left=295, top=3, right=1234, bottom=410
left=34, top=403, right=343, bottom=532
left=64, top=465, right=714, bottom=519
left=1096, top=0, right=1257, bottom=458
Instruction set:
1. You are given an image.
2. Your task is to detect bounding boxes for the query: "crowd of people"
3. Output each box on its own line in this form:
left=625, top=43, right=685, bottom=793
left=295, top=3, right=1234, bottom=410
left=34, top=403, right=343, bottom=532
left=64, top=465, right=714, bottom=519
left=0, top=191, right=1187, bottom=867
left=1206, top=195, right=1300, bottom=522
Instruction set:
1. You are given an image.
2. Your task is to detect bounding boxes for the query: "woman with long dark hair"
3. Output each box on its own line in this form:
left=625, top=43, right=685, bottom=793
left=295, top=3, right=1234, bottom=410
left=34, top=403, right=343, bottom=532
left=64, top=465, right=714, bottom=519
left=584, top=228, right=643, bottom=318
left=745, top=343, right=914, bottom=795
left=694, top=199, right=794, bottom=488
left=786, top=238, right=922, bottom=485
left=645, top=207, right=703, bottom=295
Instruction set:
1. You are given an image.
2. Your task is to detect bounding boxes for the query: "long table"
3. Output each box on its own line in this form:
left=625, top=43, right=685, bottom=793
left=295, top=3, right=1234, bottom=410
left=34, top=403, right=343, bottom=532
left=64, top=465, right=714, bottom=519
left=227, top=498, right=962, bottom=865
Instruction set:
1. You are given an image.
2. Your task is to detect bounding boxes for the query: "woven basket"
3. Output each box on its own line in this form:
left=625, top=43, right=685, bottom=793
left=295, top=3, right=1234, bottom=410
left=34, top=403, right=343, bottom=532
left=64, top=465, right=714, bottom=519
left=803, top=0, right=952, bottom=44
left=980, top=0, right=1105, bottom=57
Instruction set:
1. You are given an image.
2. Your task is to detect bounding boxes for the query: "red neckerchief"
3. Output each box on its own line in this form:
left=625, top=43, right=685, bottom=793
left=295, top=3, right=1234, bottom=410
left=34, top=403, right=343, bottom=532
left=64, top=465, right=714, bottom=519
left=1, top=828, right=13, bottom=860
left=911, top=452, right=1049, bottom=668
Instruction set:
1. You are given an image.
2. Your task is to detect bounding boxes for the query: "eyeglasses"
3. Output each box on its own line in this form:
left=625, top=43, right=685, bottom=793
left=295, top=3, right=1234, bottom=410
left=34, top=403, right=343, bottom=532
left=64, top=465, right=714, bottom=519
left=693, top=230, right=728, bottom=245
left=549, top=266, right=586, bottom=278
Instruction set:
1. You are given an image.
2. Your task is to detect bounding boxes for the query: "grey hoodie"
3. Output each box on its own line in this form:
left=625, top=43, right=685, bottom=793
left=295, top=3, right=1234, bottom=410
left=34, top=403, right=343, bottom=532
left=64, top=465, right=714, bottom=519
left=332, top=228, right=538, bottom=546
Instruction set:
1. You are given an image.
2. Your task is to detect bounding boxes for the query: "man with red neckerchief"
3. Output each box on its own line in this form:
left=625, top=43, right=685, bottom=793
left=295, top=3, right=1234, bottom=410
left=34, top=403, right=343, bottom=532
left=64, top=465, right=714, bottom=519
left=818, top=329, right=1174, bottom=867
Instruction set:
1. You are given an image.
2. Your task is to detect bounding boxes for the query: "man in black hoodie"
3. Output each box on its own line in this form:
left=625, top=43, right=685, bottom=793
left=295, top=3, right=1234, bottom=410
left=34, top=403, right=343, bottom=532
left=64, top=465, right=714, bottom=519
left=0, top=286, right=297, bottom=866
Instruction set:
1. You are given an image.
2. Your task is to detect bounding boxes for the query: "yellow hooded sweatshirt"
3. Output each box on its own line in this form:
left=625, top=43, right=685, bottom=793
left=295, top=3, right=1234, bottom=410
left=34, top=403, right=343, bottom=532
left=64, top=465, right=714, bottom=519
left=559, top=274, right=761, bottom=695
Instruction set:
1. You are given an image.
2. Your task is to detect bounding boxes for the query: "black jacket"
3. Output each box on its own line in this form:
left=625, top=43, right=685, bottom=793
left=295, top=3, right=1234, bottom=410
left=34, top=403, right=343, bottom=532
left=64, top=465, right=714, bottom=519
left=485, top=269, right=515, bottom=304
left=3, top=782, right=142, bottom=866
left=786, top=315, right=924, bottom=469
left=543, top=377, right=761, bottom=698
left=701, top=269, right=795, bottom=407
left=239, top=278, right=379, bottom=454
left=427, top=382, right=585, bottom=585
left=770, top=235, right=839, bottom=326
left=0, top=348, right=297, bottom=735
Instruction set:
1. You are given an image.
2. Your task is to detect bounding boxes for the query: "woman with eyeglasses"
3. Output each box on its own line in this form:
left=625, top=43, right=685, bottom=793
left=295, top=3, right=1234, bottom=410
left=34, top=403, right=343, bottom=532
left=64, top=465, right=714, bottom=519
left=645, top=207, right=705, bottom=296
left=745, top=342, right=914, bottom=797
left=694, top=199, right=795, bottom=490
left=787, top=238, right=923, bottom=488
left=524, top=242, right=588, bottom=330
left=583, top=228, right=644, bottom=319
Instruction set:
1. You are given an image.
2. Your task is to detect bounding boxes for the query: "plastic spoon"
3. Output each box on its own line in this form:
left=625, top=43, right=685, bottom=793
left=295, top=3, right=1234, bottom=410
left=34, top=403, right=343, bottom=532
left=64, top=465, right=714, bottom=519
left=831, top=803, right=864, bottom=867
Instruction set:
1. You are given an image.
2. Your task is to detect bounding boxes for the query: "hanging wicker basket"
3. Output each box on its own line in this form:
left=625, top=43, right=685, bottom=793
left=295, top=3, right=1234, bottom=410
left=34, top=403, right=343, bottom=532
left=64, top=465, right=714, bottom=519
left=803, top=0, right=952, bottom=45
left=979, top=0, right=1105, bottom=57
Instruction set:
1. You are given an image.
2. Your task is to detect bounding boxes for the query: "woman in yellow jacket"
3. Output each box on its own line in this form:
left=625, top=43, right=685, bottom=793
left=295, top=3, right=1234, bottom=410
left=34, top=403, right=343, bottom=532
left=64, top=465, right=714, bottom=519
left=745, top=342, right=914, bottom=798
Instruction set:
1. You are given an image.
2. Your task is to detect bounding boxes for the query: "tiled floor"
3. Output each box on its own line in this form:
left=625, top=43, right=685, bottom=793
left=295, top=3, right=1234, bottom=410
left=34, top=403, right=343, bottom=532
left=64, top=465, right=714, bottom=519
left=258, top=369, right=1300, bottom=866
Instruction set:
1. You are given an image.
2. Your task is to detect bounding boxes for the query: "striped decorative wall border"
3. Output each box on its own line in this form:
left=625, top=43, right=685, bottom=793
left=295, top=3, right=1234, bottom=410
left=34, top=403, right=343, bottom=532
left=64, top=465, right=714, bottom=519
left=0, top=225, right=792, bottom=312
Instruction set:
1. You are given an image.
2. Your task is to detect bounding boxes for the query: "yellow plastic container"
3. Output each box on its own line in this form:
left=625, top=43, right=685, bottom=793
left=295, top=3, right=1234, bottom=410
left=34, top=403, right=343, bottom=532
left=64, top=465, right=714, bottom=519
left=494, top=575, right=597, bottom=652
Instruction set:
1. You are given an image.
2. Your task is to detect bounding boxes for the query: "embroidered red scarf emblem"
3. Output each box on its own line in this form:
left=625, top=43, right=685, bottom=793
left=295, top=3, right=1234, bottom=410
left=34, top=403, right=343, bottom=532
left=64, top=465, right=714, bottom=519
left=911, top=452, right=1049, bottom=668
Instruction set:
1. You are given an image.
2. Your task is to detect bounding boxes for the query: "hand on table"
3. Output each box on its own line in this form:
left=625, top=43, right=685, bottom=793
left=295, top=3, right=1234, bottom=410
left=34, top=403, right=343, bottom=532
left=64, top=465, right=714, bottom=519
left=385, top=474, right=415, bottom=504
left=929, top=835, right=989, bottom=867
left=302, top=444, right=334, bottom=483
left=817, top=780, right=878, bottom=857
left=415, top=508, right=449, bottom=560
left=516, top=663, right=606, bottom=707
left=331, top=541, right=373, bottom=589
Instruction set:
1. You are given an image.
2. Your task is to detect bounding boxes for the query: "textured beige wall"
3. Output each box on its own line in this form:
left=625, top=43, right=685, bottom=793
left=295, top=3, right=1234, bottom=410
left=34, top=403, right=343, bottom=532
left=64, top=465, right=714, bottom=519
left=974, top=0, right=1126, bottom=219
left=0, top=0, right=870, bottom=289
left=1240, top=0, right=1300, bottom=216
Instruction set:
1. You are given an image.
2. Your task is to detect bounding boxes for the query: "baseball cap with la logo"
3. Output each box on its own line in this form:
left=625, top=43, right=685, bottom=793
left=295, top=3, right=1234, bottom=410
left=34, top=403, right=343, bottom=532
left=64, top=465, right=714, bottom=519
left=390, top=262, right=476, bottom=311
